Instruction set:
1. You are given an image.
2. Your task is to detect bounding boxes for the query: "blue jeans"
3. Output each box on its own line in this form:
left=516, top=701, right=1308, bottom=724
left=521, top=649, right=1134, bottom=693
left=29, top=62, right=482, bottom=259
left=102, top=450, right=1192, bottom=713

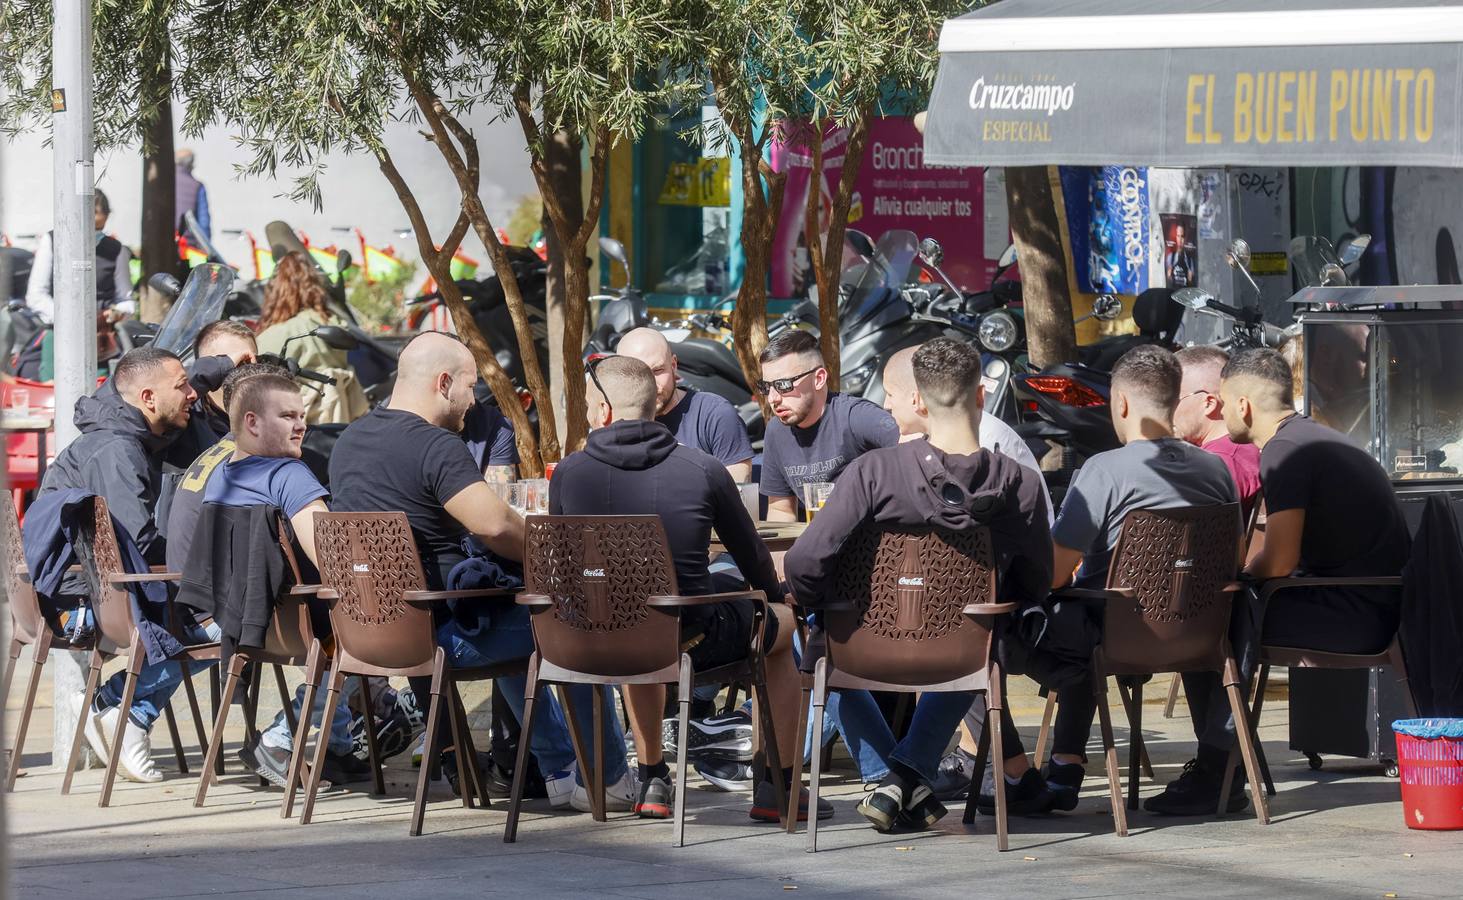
left=793, top=629, right=890, bottom=782
left=261, top=670, right=356, bottom=756
left=97, top=620, right=221, bottom=731
left=435, top=604, right=628, bottom=784
left=815, top=689, right=977, bottom=784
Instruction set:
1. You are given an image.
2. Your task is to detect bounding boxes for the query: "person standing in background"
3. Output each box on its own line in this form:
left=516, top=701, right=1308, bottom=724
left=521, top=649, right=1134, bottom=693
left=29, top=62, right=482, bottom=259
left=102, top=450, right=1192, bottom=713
left=174, top=148, right=212, bottom=239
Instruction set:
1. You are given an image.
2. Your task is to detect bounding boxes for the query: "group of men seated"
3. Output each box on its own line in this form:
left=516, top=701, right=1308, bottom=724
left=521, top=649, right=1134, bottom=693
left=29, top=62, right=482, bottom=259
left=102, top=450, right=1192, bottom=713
left=25, top=311, right=1410, bottom=833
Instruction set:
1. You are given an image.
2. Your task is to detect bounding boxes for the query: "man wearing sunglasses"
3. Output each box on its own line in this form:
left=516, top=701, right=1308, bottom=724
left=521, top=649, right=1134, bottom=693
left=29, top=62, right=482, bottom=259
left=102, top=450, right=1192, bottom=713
left=757, top=330, right=899, bottom=522
left=1174, top=346, right=1261, bottom=514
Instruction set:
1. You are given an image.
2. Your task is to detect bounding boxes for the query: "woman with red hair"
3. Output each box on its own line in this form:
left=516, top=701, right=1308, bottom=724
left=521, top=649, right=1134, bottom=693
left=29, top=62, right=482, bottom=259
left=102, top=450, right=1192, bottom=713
left=256, top=251, right=367, bottom=423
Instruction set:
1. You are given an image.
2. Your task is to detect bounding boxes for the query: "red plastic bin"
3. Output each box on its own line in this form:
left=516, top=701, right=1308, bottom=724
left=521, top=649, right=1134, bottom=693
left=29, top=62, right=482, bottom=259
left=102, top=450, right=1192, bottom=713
left=1394, top=720, right=1463, bottom=830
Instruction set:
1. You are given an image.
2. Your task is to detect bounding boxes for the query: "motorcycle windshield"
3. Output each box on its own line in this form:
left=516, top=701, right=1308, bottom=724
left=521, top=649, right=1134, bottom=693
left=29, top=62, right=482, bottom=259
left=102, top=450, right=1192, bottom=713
left=841, top=231, right=918, bottom=340
left=152, top=263, right=236, bottom=356
left=1288, top=236, right=1340, bottom=288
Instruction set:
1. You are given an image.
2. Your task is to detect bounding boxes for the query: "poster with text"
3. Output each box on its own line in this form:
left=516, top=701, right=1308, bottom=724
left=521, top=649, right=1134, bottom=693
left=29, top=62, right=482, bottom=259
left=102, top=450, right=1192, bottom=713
left=1059, top=166, right=1152, bottom=295
left=769, top=118, right=991, bottom=299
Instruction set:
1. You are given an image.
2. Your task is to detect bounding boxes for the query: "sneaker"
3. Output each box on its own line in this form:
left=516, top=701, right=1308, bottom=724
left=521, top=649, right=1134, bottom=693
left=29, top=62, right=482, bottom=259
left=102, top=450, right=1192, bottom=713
left=930, top=748, right=979, bottom=801
left=749, top=780, right=834, bottom=823
left=440, top=749, right=496, bottom=797
left=635, top=776, right=675, bottom=819
left=858, top=779, right=948, bottom=833
left=322, top=748, right=375, bottom=786
left=1044, top=760, right=1085, bottom=812
left=976, top=768, right=1056, bottom=816
left=680, top=710, right=754, bottom=757
left=1144, top=758, right=1248, bottom=816
left=570, top=768, right=638, bottom=813
left=83, top=701, right=116, bottom=763
left=693, top=758, right=755, bottom=792
left=114, top=716, right=163, bottom=784
left=544, top=763, right=577, bottom=809
left=239, top=739, right=293, bottom=789
left=410, top=734, right=427, bottom=768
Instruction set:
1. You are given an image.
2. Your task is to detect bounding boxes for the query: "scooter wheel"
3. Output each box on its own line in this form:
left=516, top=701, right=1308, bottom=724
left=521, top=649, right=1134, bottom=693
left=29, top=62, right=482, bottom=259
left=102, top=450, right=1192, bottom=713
left=1383, top=759, right=1400, bottom=778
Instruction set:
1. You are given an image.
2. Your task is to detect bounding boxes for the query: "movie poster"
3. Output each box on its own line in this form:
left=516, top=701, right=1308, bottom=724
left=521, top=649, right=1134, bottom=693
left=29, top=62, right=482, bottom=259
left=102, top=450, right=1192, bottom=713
left=1161, top=213, right=1198, bottom=287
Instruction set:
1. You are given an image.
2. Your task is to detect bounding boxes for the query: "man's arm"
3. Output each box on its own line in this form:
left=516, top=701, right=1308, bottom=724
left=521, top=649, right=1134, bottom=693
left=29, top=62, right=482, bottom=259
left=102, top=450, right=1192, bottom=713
left=765, top=496, right=798, bottom=523
left=25, top=234, right=53, bottom=324
left=112, top=244, right=135, bottom=314
left=444, top=481, right=526, bottom=563
left=93, top=448, right=165, bottom=561
left=784, top=460, right=873, bottom=608
left=196, top=185, right=212, bottom=238
left=1052, top=544, right=1084, bottom=589
left=708, top=466, right=782, bottom=601
left=726, top=460, right=752, bottom=483
left=1244, top=508, right=1303, bottom=579
left=484, top=464, right=516, bottom=483
left=290, top=499, right=330, bottom=567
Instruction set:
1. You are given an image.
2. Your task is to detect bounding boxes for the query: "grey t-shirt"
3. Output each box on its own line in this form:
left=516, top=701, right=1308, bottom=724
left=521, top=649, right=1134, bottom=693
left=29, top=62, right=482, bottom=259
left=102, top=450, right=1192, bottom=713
left=658, top=387, right=753, bottom=467
left=1052, top=437, right=1236, bottom=587
left=760, top=392, right=900, bottom=499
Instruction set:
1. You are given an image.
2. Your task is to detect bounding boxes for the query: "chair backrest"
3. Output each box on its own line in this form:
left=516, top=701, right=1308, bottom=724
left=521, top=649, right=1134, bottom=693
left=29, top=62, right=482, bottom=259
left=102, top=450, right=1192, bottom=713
left=2, top=488, right=46, bottom=644
left=823, top=525, right=998, bottom=687
left=311, top=511, right=436, bottom=673
left=257, top=512, right=313, bottom=661
left=1100, top=503, right=1242, bottom=675
left=522, top=515, right=681, bottom=678
left=77, top=495, right=139, bottom=652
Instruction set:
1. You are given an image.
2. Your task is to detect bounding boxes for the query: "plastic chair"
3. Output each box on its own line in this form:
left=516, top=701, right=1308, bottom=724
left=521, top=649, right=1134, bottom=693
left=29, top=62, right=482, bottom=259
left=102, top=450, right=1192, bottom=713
left=504, top=515, right=787, bottom=847
left=787, top=524, right=1013, bottom=851
left=3, top=377, right=55, bottom=502
left=297, top=511, right=521, bottom=836
left=62, top=495, right=221, bottom=807
left=194, top=509, right=321, bottom=810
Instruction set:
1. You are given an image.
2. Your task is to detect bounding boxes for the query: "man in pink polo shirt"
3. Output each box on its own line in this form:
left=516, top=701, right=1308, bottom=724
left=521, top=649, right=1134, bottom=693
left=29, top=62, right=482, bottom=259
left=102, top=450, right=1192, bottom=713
left=1175, top=346, right=1262, bottom=515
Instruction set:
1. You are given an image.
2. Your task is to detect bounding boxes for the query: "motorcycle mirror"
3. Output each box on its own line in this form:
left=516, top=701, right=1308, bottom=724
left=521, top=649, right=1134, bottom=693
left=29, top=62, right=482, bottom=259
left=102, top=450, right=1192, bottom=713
left=1225, top=238, right=1252, bottom=270
left=335, top=249, right=353, bottom=274
left=1318, top=262, right=1348, bottom=286
left=845, top=229, right=875, bottom=259
left=148, top=272, right=182, bottom=300
left=918, top=237, right=945, bottom=267
left=310, top=324, right=359, bottom=351
left=598, top=236, right=629, bottom=269
left=1338, top=234, right=1371, bottom=266
left=997, top=243, right=1019, bottom=268
left=1091, top=293, right=1124, bottom=321
left=1173, top=287, right=1214, bottom=311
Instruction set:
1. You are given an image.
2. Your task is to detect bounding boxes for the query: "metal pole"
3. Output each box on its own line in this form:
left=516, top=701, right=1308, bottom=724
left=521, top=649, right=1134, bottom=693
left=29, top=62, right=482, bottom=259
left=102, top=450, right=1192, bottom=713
left=50, top=0, right=98, bottom=771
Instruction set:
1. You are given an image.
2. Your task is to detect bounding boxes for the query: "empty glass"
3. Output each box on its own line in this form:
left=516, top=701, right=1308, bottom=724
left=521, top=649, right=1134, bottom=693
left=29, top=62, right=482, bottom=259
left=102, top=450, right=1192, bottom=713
left=8, top=388, right=30, bottom=414
left=737, top=482, right=760, bottom=522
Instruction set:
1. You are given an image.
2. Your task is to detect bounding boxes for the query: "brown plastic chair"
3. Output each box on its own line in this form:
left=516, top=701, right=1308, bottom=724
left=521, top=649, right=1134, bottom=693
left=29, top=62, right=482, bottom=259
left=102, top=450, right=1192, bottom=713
left=504, top=515, right=787, bottom=847
left=61, top=495, right=221, bottom=807
left=789, top=524, right=1014, bottom=852
left=1046, top=504, right=1268, bottom=835
left=194, top=510, right=323, bottom=809
left=296, top=511, right=521, bottom=836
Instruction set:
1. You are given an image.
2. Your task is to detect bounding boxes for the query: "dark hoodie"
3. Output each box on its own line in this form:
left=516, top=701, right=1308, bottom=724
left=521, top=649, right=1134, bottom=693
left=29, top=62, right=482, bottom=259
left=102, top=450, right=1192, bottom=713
left=786, top=438, right=1053, bottom=609
left=550, top=419, right=783, bottom=633
left=165, top=354, right=236, bottom=469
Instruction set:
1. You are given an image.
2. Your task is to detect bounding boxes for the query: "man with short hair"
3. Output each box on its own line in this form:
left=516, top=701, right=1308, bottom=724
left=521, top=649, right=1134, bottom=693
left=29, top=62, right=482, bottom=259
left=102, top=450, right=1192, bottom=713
left=758, top=330, right=899, bottom=521
left=1174, top=345, right=1261, bottom=514
left=616, top=327, right=754, bottom=482
left=786, top=338, right=1053, bottom=832
left=330, top=331, right=627, bottom=807
left=25, top=189, right=134, bottom=324
left=1042, top=345, right=1237, bottom=816
left=553, top=355, right=819, bottom=823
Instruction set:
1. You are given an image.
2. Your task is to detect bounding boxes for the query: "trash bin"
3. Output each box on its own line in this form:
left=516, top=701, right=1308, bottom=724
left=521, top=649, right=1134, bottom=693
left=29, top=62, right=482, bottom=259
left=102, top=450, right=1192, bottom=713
left=1392, top=718, right=1463, bottom=830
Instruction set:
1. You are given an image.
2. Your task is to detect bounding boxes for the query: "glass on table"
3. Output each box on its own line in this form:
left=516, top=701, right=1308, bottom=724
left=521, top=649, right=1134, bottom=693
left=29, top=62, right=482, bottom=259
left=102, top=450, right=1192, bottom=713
left=736, top=482, right=760, bottom=522
left=801, top=481, right=834, bottom=523
left=8, top=388, right=30, bottom=415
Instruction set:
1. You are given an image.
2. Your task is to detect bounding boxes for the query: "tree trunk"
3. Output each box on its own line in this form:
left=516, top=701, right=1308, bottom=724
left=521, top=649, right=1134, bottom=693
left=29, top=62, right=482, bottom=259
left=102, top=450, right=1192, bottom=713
left=1006, top=165, right=1077, bottom=368
left=540, top=128, right=582, bottom=446
left=806, top=113, right=871, bottom=385
left=138, top=52, right=177, bottom=324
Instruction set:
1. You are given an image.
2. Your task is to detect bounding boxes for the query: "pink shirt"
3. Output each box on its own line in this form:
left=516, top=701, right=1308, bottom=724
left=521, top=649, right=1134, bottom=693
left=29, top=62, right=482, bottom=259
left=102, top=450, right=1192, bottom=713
left=1202, top=435, right=1262, bottom=515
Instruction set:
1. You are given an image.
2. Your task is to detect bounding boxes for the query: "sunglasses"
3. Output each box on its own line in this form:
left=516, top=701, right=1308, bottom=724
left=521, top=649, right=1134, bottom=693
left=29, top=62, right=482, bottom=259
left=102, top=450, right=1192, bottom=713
left=756, top=366, right=822, bottom=396
left=587, top=355, right=613, bottom=415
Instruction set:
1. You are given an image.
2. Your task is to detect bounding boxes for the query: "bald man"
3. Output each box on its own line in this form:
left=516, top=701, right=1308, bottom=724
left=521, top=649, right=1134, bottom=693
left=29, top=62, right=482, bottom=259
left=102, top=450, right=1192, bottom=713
left=330, top=331, right=630, bottom=807
left=615, top=327, right=754, bottom=482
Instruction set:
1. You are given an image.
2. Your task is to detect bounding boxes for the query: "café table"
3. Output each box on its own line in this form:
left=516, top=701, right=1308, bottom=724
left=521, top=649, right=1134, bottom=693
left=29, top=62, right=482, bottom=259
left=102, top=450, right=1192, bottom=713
left=2, top=411, right=54, bottom=487
left=711, top=520, right=806, bottom=555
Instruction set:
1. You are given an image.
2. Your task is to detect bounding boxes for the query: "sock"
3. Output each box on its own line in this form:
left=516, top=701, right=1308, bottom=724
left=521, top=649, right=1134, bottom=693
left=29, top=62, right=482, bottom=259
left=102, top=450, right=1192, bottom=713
left=1004, top=772, right=1024, bottom=786
left=639, top=761, right=670, bottom=782
left=885, top=759, right=921, bottom=801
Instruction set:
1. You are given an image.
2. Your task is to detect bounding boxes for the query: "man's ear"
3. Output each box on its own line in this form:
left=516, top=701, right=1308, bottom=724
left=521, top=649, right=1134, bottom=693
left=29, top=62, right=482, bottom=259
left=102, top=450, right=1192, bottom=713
left=1115, top=390, right=1130, bottom=420
left=913, top=388, right=929, bottom=419
left=137, top=385, right=157, bottom=411
left=438, top=372, right=453, bottom=399
left=1203, top=392, right=1223, bottom=419
left=813, top=366, right=829, bottom=391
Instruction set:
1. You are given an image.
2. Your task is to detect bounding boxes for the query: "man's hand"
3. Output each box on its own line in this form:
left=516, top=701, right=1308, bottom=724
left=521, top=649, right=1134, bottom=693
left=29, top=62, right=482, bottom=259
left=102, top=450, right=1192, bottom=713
left=291, top=499, right=330, bottom=567
left=1245, top=508, right=1303, bottom=580
left=444, top=480, right=527, bottom=563
left=1052, top=543, right=1084, bottom=589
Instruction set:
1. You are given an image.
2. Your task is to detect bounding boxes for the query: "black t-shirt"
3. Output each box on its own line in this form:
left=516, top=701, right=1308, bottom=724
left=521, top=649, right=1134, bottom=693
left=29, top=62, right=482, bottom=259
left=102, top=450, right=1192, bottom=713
left=1260, top=415, right=1410, bottom=577
left=329, top=407, right=485, bottom=589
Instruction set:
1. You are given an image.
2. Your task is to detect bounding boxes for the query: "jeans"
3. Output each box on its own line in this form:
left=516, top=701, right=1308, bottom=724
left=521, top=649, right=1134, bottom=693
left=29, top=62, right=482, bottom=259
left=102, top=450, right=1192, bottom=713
left=792, top=628, right=890, bottom=782
left=433, top=603, right=629, bottom=784
left=261, top=670, right=356, bottom=756
left=818, top=690, right=976, bottom=785
left=97, top=620, right=221, bottom=731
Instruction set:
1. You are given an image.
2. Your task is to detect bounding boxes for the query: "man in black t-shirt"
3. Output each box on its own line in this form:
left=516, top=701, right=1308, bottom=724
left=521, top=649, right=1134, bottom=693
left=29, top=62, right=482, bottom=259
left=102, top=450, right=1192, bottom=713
left=757, top=330, right=899, bottom=521
left=330, top=331, right=629, bottom=810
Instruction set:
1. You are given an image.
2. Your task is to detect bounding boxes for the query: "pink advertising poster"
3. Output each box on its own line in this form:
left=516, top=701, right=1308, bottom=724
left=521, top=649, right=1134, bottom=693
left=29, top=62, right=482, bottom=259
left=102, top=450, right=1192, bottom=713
left=770, top=117, right=992, bottom=298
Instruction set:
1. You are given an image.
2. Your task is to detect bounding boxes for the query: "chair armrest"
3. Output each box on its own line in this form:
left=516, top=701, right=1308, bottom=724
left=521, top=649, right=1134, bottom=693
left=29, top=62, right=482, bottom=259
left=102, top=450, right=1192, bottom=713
left=647, top=590, right=767, bottom=608
left=1050, top=587, right=1132, bottom=602
left=963, top=602, right=1018, bottom=616
left=516, top=592, right=554, bottom=609
left=315, top=587, right=339, bottom=601
left=1258, top=575, right=1403, bottom=602
left=109, top=571, right=181, bottom=584
left=289, top=584, right=323, bottom=596
left=149, top=565, right=170, bottom=573
left=402, top=587, right=520, bottom=607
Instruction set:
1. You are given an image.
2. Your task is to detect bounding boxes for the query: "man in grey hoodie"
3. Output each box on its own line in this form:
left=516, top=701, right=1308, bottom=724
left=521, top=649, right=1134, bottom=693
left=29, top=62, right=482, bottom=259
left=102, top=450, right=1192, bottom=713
left=785, top=338, right=1054, bottom=833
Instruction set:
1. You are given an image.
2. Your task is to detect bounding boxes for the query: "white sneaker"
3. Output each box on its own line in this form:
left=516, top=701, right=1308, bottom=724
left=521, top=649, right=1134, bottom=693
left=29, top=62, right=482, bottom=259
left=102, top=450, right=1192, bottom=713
left=116, top=718, right=163, bottom=783
left=571, top=768, right=638, bottom=813
left=83, top=703, right=117, bottom=762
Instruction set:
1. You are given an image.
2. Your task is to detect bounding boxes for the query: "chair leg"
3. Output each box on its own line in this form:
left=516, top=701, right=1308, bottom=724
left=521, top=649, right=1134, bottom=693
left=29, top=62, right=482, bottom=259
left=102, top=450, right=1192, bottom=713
left=61, top=647, right=104, bottom=795
left=1389, top=643, right=1419, bottom=718
left=504, top=655, right=542, bottom=844
left=1, top=638, right=21, bottom=708
left=410, top=651, right=448, bottom=837
left=1163, top=673, right=1182, bottom=719
left=179, top=662, right=212, bottom=774
left=453, top=682, right=490, bottom=809
left=281, top=641, right=323, bottom=819
left=195, top=654, right=247, bottom=807
left=674, top=657, right=692, bottom=848
left=807, top=659, right=829, bottom=853
left=987, top=683, right=1009, bottom=853
left=300, top=667, right=346, bottom=826
left=444, top=679, right=472, bottom=811
left=99, top=648, right=145, bottom=808
left=358, top=674, right=386, bottom=796
left=1116, top=679, right=1153, bottom=781
left=963, top=705, right=992, bottom=826
left=275, top=664, right=296, bottom=734
left=162, top=703, right=188, bottom=774
left=751, top=676, right=786, bottom=826
left=241, top=666, right=265, bottom=786
left=6, top=640, right=47, bottom=791
left=1094, top=679, right=1128, bottom=837
left=1125, top=680, right=1144, bottom=810
left=1034, top=691, right=1056, bottom=764
left=1225, top=658, right=1270, bottom=826
left=557, top=683, right=595, bottom=818
left=591, top=683, right=607, bottom=822
left=1249, top=664, right=1276, bottom=797
left=786, top=676, right=812, bottom=836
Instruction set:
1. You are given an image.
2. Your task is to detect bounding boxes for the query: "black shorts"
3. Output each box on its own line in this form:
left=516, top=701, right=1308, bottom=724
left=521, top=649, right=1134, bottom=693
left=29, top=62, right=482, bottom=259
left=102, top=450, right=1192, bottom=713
left=685, top=599, right=779, bottom=671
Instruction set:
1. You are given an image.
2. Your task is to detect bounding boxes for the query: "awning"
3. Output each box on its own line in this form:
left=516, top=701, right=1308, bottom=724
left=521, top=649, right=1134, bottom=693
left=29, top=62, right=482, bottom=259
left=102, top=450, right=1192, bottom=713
left=924, top=0, right=1463, bottom=168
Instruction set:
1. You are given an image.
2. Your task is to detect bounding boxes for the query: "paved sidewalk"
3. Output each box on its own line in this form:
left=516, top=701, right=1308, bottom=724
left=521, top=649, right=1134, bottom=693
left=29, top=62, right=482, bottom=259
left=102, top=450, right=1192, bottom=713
left=6, top=663, right=1461, bottom=900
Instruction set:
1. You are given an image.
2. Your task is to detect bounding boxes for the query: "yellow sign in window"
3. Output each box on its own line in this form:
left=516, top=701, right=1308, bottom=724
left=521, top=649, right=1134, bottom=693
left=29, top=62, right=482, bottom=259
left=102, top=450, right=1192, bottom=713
left=659, top=158, right=731, bottom=207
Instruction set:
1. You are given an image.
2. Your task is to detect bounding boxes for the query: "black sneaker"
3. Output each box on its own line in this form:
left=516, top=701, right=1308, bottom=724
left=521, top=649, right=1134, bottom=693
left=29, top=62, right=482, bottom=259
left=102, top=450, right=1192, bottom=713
left=635, top=776, right=675, bottom=819
left=322, top=749, right=374, bottom=785
left=440, top=749, right=496, bottom=798
left=1144, top=758, right=1248, bottom=816
left=749, top=780, right=834, bottom=823
left=976, top=768, right=1057, bottom=816
left=694, top=758, right=754, bottom=792
left=856, top=782, right=905, bottom=832
left=931, top=748, right=979, bottom=801
left=1043, top=760, right=1085, bottom=812
left=238, top=739, right=297, bottom=790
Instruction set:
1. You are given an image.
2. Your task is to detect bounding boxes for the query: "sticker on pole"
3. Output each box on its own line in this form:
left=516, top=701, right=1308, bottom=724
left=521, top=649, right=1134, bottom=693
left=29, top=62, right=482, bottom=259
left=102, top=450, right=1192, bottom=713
left=51, top=89, right=66, bottom=113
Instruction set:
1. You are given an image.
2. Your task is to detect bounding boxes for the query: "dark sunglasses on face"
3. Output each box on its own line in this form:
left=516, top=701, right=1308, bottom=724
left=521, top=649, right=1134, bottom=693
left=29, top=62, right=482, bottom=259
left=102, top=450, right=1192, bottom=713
left=756, top=366, right=821, bottom=396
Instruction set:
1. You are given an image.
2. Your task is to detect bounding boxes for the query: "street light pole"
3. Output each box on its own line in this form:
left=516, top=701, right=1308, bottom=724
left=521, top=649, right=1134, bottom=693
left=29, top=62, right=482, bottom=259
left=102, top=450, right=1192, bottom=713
left=50, top=0, right=99, bottom=768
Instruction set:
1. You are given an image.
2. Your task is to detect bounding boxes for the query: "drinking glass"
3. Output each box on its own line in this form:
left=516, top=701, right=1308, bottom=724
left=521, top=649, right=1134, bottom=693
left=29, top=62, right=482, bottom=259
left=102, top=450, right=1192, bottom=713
left=505, top=481, right=530, bottom=515
left=526, top=478, right=550, bottom=514
left=8, top=388, right=30, bottom=414
left=801, top=482, right=835, bottom=523
left=737, top=482, right=760, bottom=522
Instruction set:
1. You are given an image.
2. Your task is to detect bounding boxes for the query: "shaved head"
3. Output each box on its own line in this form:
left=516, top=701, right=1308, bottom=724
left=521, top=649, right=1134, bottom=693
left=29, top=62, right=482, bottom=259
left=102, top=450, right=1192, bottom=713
left=393, top=331, right=479, bottom=431
left=881, top=347, right=923, bottom=436
left=616, top=327, right=679, bottom=414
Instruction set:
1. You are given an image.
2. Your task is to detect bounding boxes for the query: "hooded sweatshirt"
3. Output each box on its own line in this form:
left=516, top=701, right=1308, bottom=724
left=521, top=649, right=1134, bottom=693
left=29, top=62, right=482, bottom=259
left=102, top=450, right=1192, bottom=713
left=786, top=438, right=1053, bottom=609
left=550, top=419, right=783, bottom=635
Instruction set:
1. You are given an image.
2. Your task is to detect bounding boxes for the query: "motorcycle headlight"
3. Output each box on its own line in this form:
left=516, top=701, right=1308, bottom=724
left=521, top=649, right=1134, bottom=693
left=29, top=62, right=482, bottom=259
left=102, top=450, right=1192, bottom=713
left=979, top=310, right=1019, bottom=353
left=841, top=359, right=877, bottom=395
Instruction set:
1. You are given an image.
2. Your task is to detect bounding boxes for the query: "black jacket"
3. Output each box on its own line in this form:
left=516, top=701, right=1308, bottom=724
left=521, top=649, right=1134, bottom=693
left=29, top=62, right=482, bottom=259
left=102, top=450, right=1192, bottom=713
left=1402, top=494, right=1463, bottom=716
left=177, top=503, right=292, bottom=660
left=165, top=355, right=236, bottom=469
left=550, top=420, right=782, bottom=632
